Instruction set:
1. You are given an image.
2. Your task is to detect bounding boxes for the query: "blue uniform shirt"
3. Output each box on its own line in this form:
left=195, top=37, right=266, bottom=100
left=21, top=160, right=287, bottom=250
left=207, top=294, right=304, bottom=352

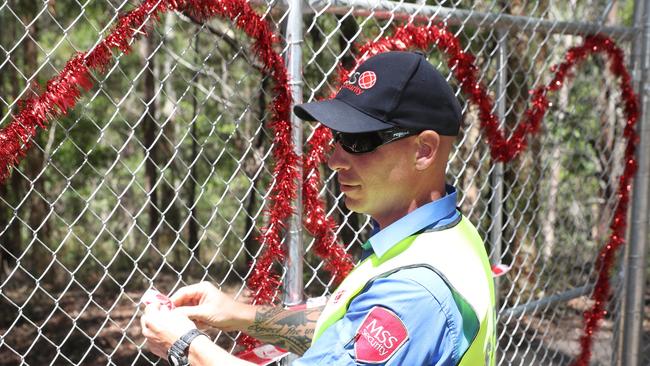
left=294, top=185, right=469, bottom=365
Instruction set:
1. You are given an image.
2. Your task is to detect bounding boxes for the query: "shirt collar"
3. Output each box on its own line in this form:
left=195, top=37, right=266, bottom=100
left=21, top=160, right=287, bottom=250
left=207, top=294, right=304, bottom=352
left=363, top=184, right=459, bottom=258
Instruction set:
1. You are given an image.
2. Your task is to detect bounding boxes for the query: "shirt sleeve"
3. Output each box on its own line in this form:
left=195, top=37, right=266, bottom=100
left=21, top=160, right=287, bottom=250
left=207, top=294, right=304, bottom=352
left=293, top=267, right=465, bottom=366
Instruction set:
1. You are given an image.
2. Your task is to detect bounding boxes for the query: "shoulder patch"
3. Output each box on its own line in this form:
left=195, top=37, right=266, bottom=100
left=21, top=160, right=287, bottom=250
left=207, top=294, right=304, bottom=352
left=354, top=306, right=409, bottom=363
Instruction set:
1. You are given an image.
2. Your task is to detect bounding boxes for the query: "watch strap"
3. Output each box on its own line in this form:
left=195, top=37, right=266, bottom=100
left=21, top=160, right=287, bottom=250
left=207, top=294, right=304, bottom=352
left=168, top=329, right=209, bottom=366
left=180, top=328, right=208, bottom=346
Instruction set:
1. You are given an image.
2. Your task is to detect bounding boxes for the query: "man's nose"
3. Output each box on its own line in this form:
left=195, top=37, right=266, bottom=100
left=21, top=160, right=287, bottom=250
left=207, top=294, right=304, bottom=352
left=327, top=142, right=350, bottom=171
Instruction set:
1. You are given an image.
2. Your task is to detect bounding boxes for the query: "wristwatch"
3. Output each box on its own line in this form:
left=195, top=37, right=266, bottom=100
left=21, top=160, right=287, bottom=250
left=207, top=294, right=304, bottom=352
left=167, top=329, right=208, bottom=366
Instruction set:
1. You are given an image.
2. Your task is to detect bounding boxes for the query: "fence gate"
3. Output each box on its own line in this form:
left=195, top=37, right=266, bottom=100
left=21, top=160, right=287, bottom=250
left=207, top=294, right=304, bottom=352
left=0, top=0, right=648, bottom=365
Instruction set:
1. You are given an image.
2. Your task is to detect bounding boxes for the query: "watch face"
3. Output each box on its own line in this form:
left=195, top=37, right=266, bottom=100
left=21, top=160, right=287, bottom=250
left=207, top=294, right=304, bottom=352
left=168, top=331, right=198, bottom=366
left=168, top=349, right=186, bottom=366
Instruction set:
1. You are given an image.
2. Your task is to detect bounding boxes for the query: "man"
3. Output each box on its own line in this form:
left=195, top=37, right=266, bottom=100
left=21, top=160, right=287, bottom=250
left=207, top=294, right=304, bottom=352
left=141, top=51, right=496, bottom=366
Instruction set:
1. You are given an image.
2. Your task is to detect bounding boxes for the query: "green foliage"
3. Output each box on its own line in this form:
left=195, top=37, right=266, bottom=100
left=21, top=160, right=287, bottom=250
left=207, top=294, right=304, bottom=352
left=0, top=0, right=638, bottom=301
left=0, top=0, right=276, bottom=289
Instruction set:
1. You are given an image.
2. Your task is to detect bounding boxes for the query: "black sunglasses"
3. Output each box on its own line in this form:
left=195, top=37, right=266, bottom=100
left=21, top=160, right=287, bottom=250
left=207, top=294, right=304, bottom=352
left=333, top=127, right=421, bottom=154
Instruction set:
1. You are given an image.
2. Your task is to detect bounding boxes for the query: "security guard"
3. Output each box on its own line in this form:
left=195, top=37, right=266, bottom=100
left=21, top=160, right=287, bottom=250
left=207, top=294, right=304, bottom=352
left=141, top=51, right=496, bottom=366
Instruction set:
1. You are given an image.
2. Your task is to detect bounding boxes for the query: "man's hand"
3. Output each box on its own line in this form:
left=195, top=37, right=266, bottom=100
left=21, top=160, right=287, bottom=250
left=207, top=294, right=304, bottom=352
left=140, top=302, right=197, bottom=358
left=170, top=281, right=256, bottom=331
left=140, top=301, right=257, bottom=366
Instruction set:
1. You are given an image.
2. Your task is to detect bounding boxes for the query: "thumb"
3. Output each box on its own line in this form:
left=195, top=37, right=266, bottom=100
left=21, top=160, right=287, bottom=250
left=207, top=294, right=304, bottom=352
left=170, top=282, right=208, bottom=306
left=174, top=305, right=218, bottom=330
left=174, top=305, right=205, bottom=321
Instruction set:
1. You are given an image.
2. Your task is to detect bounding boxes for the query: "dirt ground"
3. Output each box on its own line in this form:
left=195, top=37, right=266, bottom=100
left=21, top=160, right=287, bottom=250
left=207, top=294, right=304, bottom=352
left=1, top=282, right=648, bottom=365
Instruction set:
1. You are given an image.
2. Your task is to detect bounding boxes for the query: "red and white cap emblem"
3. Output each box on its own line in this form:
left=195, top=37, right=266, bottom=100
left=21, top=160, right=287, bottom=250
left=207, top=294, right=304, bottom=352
left=358, top=71, right=377, bottom=89
left=354, top=306, right=409, bottom=363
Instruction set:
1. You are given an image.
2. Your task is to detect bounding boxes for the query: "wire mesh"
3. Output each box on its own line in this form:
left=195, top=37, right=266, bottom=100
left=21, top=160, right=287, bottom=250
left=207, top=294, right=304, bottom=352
left=0, top=0, right=648, bottom=365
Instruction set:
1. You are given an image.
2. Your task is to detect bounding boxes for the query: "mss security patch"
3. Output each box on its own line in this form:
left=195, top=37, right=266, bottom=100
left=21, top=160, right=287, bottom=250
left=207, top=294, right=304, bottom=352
left=353, top=306, right=409, bottom=363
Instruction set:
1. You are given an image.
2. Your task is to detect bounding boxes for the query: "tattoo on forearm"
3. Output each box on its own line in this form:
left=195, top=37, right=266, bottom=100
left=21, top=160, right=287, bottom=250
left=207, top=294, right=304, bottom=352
left=245, top=306, right=323, bottom=355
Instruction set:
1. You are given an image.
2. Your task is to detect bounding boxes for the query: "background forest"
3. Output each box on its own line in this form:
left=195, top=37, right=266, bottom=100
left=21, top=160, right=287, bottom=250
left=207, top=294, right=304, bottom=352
left=0, top=0, right=648, bottom=365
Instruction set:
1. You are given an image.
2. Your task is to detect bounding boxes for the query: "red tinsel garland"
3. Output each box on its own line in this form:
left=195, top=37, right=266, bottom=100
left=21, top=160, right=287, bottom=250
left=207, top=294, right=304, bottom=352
left=0, top=2, right=641, bottom=362
left=0, top=0, right=355, bottom=350
left=301, top=64, right=356, bottom=282
left=306, top=24, right=636, bottom=365
left=302, top=126, right=355, bottom=282
left=0, top=0, right=277, bottom=349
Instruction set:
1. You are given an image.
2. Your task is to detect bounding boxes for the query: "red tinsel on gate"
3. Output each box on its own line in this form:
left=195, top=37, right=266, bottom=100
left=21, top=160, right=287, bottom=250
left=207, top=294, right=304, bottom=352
left=303, top=126, right=355, bottom=281
left=0, top=1, right=641, bottom=362
left=0, top=0, right=354, bottom=350
left=300, top=60, right=355, bottom=280
left=1, top=0, right=294, bottom=299
left=0, top=0, right=352, bottom=346
left=322, top=25, right=636, bottom=365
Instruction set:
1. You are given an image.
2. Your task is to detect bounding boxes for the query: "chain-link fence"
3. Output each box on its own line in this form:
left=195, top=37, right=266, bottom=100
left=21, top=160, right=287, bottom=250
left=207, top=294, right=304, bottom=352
left=1, top=0, right=648, bottom=365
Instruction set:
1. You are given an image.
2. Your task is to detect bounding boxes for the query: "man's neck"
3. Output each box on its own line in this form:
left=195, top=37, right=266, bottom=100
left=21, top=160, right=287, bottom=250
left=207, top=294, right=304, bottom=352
left=373, top=187, right=446, bottom=229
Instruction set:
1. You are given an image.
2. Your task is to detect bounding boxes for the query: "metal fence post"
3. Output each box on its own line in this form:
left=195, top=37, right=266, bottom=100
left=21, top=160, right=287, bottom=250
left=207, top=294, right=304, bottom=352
left=622, top=0, right=650, bottom=364
left=282, top=2, right=304, bottom=363
left=283, top=0, right=305, bottom=310
left=490, top=28, right=507, bottom=309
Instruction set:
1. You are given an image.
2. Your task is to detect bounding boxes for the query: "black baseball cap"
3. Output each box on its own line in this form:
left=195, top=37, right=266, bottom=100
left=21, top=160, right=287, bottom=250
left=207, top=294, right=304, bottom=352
left=293, top=51, right=462, bottom=135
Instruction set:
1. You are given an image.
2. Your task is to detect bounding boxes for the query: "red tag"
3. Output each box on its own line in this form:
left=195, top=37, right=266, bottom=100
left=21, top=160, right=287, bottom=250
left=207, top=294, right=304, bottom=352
left=354, top=306, right=409, bottom=364
left=491, top=263, right=511, bottom=277
left=235, top=344, right=288, bottom=365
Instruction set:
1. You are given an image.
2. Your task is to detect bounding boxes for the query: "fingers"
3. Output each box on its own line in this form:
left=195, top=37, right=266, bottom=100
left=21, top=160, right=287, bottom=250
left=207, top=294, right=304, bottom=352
left=194, top=320, right=211, bottom=331
left=140, top=310, right=149, bottom=337
left=140, top=303, right=174, bottom=358
left=145, top=302, right=162, bottom=314
left=172, top=305, right=215, bottom=330
left=141, top=303, right=162, bottom=333
left=146, top=341, right=166, bottom=358
left=172, top=304, right=209, bottom=327
left=173, top=304, right=199, bottom=319
left=170, top=281, right=215, bottom=306
left=140, top=309, right=155, bottom=343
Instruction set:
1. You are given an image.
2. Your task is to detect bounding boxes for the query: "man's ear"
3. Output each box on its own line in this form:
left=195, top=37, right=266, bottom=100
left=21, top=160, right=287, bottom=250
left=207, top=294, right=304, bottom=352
left=414, top=131, right=440, bottom=171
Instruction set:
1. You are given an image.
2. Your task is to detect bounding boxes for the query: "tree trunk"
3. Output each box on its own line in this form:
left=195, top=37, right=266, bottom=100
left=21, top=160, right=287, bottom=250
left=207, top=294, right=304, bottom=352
left=0, top=8, right=17, bottom=280
left=592, top=3, right=622, bottom=246
left=158, top=13, right=182, bottom=265
left=243, top=77, right=270, bottom=267
left=22, top=9, right=53, bottom=280
left=337, top=15, right=358, bottom=70
left=542, top=36, right=571, bottom=262
left=141, top=34, right=160, bottom=239
left=2, top=61, right=24, bottom=283
left=188, top=34, right=201, bottom=260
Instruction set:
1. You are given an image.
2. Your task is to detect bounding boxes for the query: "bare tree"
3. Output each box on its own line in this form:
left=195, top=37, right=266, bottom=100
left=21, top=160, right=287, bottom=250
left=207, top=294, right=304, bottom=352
left=188, top=32, right=202, bottom=259
left=141, top=33, right=161, bottom=239
left=22, top=6, right=53, bottom=280
left=157, top=13, right=183, bottom=265
left=0, top=8, right=19, bottom=279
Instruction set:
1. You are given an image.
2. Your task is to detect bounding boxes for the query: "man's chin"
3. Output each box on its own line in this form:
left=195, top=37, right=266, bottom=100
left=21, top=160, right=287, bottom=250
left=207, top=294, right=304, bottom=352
left=343, top=196, right=367, bottom=214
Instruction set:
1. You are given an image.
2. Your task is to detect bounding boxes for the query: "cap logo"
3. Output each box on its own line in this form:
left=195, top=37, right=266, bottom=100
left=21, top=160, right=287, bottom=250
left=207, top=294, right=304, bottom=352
left=354, top=306, right=409, bottom=363
left=358, top=71, right=377, bottom=89
left=342, top=70, right=377, bottom=95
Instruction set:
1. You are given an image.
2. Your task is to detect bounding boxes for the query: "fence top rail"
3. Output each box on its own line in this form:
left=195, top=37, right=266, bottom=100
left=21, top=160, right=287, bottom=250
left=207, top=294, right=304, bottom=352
left=255, top=0, right=637, bottom=40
